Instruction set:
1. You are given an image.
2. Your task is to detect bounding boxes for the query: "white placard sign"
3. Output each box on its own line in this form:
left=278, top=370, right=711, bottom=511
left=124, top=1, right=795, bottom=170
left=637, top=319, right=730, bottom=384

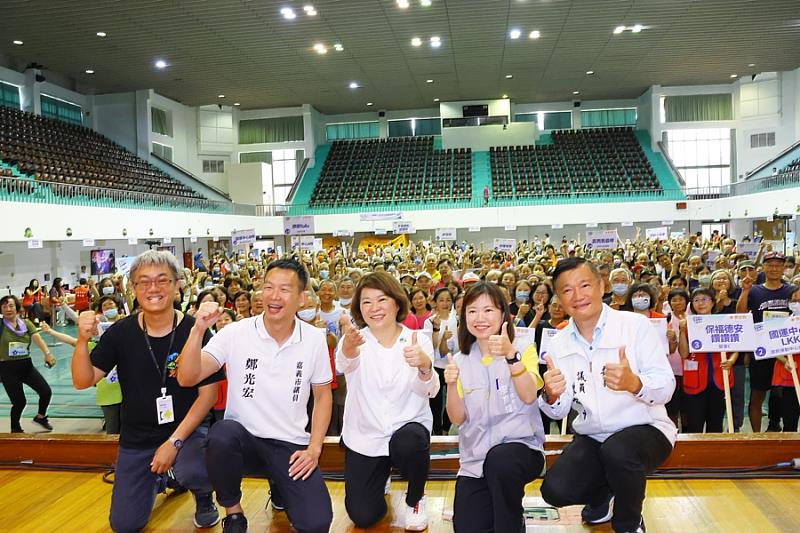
left=190, top=236, right=198, bottom=243
left=212, top=236, right=219, bottom=242
left=621, top=222, right=634, bottom=227
left=661, top=220, right=674, bottom=226
left=586, top=230, right=618, bottom=251
left=650, top=318, right=669, bottom=353
left=468, top=227, right=481, bottom=232
left=83, top=239, right=95, bottom=247
left=753, top=317, right=800, bottom=360
left=493, top=238, right=516, bottom=252
left=163, top=237, right=172, bottom=244
left=737, top=243, right=758, bottom=259
left=127, top=238, right=138, bottom=245
left=117, top=256, right=135, bottom=276
left=551, top=224, right=564, bottom=229
left=283, top=216, right=314, bottom=235
left=231, top=228, right=256, bottom=246
left=374, top=229, right=388, bottom=236
left=393, top=221, right=415, bottom=234
left=705, top=249, right=720, bottom=269
left=333, top=230, right=354, bottom=237
left=27, top=239, right=43, bottom=249
left=299, top=235, right=315, bottom=250
left=505, top=225, right=517, bottom=231
left=435, top=228, right=457, bottom=241
left=585, top=222, right=599, bottom=228
left=514, top=327, right=536, bottom=351
left=687, top=313, right=757, bottom=353
left=670, top=231, right=685, bottom=239
left=538, top=328, right=560, bottom=364
left=645, top=226, right=668, bottom=240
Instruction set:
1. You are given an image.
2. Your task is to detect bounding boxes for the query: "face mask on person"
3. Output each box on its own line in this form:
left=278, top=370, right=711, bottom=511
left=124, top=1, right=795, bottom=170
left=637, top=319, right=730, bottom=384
left=631, top=296, right=651, bottom=311
left=789, top=302, right=800, bottom=316
left=212, top=268, right=220, bottom=275
left=319, top=270, right=329, bottom=280
left=339, top=297, right=352, bottom=306
left=103, top=308, right=119, bottom=320
left=613, top=260, right=622, bottom=268
left=612, top=283, right=628, bottom=296
left=204, top=282, right=213, bottom=289
left=102, top=286, right=115, bottom=296
left=238, top=259, right=246, bottom=266
left=297, top=308, right=317, bottom=322
left=516, top=291, right=530, bottom=302
left=699, top=275, right=712, bottom=287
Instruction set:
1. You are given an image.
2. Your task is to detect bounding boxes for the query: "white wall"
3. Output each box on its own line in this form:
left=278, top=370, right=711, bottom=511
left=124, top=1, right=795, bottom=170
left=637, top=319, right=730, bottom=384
left=441, top=122, right=537, bottom=151
left=228, top=163, right=271, bottom=204
left=93, top=92, right=138, bottom=153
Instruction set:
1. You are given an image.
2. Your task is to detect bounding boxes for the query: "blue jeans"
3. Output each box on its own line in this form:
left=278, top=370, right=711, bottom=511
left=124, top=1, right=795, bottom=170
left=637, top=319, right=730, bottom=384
left=109, top=427, right=211, bottom=533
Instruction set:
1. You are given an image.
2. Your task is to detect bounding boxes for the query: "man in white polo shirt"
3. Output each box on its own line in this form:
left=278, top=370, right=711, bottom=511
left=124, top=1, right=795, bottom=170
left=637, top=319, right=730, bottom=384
left=178, top=259, right=333, bottom=533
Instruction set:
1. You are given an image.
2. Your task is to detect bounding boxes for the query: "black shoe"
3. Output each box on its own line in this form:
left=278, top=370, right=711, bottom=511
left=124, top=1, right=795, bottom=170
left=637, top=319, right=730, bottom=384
left=222, top=512, right=247, bottom=533
left=165, top=468, right=188, bottom=494
left=32, top=416, right=53, bottom=431
left=622, top=516, right=646, bottom=533
left=11, top=428, right=24, bottom=433
left=581, top=493, right=614, bottom=524
left=193, top=492, right=220, bottom=528
left=268, top=489, right=285, bottom=511
left=766, top=422, right=782, bottom=432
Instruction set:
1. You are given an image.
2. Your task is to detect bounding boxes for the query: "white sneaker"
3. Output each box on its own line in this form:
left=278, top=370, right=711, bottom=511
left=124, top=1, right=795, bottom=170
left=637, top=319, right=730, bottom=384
left=404, top=495, right=428, bottom=531
left=384, top=475, right=392, bottom=495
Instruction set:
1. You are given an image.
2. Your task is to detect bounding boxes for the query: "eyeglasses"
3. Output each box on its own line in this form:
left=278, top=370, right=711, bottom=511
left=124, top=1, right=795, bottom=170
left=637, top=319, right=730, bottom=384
left=134, top=277, right=175, bottom=289
left=692, top=297, right=713, bottom=304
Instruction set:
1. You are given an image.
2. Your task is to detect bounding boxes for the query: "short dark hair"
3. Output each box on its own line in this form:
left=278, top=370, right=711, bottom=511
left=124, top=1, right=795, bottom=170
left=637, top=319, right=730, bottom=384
left=689, top=287, right=716, bottom=313
left=408, top=288, right=432, bottom=312
left=192, top=290, right=218, bottom=311
left=223, top=275, right=242, bottom=289
left=432, top=287, right=453, bottom=305
left=458, top=282, right=515, bottom=354
left=551, top=257, right=601, bottom=289
left=95, top=295, right=120, bottom=312
left=668, top=274, right=687, bottom=287
left=350, top=271, right=410, bottom=328
left=0, top=295, right=22, bottom=313
left=436, top=258, right=452, bottom=269
left=667, top=288, right=690, bottom=305
left=265, top=258, right=308, bottom=292
left=624, top=282, right=658, bottom=311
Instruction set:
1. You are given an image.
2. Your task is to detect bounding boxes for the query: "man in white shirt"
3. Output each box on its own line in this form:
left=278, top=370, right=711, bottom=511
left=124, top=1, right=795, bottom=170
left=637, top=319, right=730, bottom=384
left=539, top=257, right=676, bottom=533
left=178, top=259, right=333, bottom=533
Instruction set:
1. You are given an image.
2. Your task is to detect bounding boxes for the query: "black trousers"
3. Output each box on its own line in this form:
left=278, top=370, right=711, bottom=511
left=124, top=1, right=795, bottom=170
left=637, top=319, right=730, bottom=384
left=343, top=422, right=430, bottom=529
left=541, top=425, right=672, bottom=532
left=779, top=386, right=800, bottom=432
left=0, top=358, right=52, bottom=431
left=683, top=387, right=725, bottom=433
left=453, top=443, right=544, bottom=533
left=430, top=368, right=451, bottom=435
left=205, top=420, right=332, bottom=533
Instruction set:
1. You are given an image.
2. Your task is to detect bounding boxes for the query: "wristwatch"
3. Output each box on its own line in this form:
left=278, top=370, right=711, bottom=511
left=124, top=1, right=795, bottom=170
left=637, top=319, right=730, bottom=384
left=168, top=436, right=184, bottom=450
left=506, top=351, right=521, bottom=365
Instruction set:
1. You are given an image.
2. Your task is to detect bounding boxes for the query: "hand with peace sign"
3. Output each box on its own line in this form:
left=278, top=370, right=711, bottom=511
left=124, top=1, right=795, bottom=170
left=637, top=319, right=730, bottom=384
left=603, top=346, right=642, bottom=394
left=341, top=319, right=366, bottom=358
left=403, top=332, right=432, bottom=373
left=488, top=322, right=515, bottom=359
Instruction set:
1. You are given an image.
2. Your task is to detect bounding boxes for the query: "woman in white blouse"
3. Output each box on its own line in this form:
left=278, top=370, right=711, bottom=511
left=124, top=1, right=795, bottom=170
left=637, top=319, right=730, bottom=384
left=336, top=272, right=439, bottom=531
left=422, top=287, right=458, bottom=435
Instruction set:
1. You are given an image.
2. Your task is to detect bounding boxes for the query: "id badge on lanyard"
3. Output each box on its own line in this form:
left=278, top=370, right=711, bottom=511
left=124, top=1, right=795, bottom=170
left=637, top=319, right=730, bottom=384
left=143, top=312, right=178, bottom=425
left=156, top=387, right=175, bottom=425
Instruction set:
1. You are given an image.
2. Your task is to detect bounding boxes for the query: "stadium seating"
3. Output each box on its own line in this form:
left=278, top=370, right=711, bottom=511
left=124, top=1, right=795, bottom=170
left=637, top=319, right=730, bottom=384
left=0, top=105, right=212, bottom=210
left=309, top=136, right=472, bottom=207
left=490, top=127, right=661, bottom=200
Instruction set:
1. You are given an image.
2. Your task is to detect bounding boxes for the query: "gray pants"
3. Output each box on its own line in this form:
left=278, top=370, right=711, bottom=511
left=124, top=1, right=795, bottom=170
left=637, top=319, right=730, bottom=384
left=109, top=427, right=211, bottom=533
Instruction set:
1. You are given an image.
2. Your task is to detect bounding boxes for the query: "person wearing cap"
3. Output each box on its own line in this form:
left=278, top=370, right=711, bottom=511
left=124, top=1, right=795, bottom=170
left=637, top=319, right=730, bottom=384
left=461, top=272, right=481, bottom=286
left=415, top=271, right=434, bottom=295
left=737, top=251, right=795, bottom=432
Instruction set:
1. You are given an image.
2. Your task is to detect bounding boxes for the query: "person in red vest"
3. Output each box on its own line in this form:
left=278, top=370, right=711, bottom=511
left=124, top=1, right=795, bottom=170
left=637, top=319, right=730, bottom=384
left=73, top=278, right=91, bottom=314
left=678, top=287, right=736, bottom=433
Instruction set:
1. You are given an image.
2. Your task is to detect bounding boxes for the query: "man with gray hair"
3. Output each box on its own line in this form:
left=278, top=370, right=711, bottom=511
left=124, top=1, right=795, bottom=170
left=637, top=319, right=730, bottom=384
left=72, top=250, right=225, bottom=532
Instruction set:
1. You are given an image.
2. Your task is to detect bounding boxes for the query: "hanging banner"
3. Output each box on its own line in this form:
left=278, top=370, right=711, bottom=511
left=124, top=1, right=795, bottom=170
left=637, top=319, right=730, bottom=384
left=333, top=230, right=354, bottom=237
left=360, top=211, right=402, bottom=221
left=468, top=227, right=481, bottom=232
left=436, top=228, right=457, bottom=241
left=687, top=313, right=757, bottom=353
left=163, top=237, right=172, bottom=244
left=283, top=216, right=315, bottom=235
left=83, top=239, right=95, bottom=247
left=232, top=228, right=256, bottom=246
left=127, top=238, right=138, bottom=245
left=393, top=221, right=416, bottom=234
left=586, top=230, right=618, bottom=251
left=27, top=239, right=43, bottom=249
left=505, top=225, right=517, bottom=231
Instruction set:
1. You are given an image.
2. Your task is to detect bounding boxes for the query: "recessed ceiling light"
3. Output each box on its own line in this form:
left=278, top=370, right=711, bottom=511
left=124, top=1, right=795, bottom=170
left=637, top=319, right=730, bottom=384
left=96, top=32, right=107, bottom=38
left=280, top=7, right=296, bottom=19
left=502, top=94, right=508, bottom=98
left=505, top=74, right=513, bottom=79
left=333, top=43, right=344, bottom=51
left=434, top=98, right=440, bottom=102
left=154, top=59, right=167, bottom=69
left=509, top=29, right=521, bottom=39
left=218, top=94, right=225, bottom=98
left=573, top=90, right=580, bottom=95
left=586, top=70, right=595, bottom=75
left=421, top=0, right=432, bottom=6
left=430, top=36, right=440, bottom=42
left=85, top=69, right=95, bottom=74
left=632, top=24, right=643, bottom=33
left=426, top=79, right=434, bottom=83
left=349, top=82, right=359, bottom=89
left=397, top=0, right=410, bottom=8
left=303, top=5, right=315, bottom=11
left=12, top=40, right=23, bottom=45
left=313, top=43, right=325, bottom=50
left=411, top=37, right=422, bottom=47
left=747, top=63, right=755, bottom=67
left=730, top=74, right=738, bottom=78
left=307, top=9, right=317, bottom=16
left=366, top=102, right=374, bottom=106
left=234, top=103, right=241, bottom=106
left=529, top=30, right=541, bottom=39
left=613, top=25, right=625, bottom=34
left=430, top=36, right=441, bottom=48
left=316, top=46, right=327, bottom=54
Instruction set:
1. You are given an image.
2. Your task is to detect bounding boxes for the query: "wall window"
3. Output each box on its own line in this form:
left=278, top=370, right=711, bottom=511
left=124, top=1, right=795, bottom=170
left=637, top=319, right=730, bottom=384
left=239, top=116, right=304, bottom=143
left=581, top=108, right=637, bottom=128
left=0, top=81, right=20, bottom=110
left=387, top=117, right=441, bottom=138
left=665, top=128, right=732, bottom=190
left=513, top=111, right=572, bottom=130
left=267, top=149, right=304, bottom=205
left=326, top=121, right=380, bottom=141
left=239, top=152, right=271, bottom=164
left=152, top=141, right=173, bottom=162
left=202, top=160, right=225, bottom=173
left=662, top=94, right=733, bottom=122
left=41, top=94, right=82, bottom=125
left=151, top=107, right=172, bottom=136
left=749, top=132, right=776, bottom=148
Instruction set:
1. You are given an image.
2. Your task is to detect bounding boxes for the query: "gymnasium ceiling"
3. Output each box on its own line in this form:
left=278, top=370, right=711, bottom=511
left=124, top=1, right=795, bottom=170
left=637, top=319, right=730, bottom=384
left=1, top=0, right=799, bottom=114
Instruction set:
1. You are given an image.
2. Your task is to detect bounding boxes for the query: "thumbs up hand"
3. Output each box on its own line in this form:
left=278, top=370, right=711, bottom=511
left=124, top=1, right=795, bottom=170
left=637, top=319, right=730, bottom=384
left=602, top=346, right=642, bottom=393
left=542, top=356, right=565, bottom=404
left=403, top=331, right=432, bottom=371
left=444, top=354, right=459, bottom=385
left=488, top=322, right=515, bottom=358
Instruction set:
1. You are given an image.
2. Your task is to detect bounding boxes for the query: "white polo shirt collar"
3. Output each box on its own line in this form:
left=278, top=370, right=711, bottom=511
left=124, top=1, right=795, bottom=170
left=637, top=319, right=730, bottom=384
left=254, top=312, right=303, bottom=347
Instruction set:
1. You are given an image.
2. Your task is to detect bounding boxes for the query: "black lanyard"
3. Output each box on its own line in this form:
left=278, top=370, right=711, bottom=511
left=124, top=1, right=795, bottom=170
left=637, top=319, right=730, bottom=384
left=142, top=311, right=178, bottom=389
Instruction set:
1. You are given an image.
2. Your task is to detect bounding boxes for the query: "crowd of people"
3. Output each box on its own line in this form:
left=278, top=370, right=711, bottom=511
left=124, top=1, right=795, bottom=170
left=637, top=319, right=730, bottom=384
left=1, top=229, right=798, bottom=532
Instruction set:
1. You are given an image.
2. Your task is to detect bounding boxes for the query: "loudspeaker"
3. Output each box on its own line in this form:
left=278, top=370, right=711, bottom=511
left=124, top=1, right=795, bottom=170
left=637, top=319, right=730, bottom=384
left=378, top=111, right=386, bottom=117
left=573, top=100, right=581, bottom=108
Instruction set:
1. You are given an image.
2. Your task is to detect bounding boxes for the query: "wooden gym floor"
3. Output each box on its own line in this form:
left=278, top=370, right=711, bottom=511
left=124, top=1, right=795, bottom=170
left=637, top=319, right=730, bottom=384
left=2, top=469, right=799, bottom=532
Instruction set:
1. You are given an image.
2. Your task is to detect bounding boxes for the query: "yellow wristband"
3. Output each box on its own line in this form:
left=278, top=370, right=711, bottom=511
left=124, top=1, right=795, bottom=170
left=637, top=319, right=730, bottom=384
left=510, top=366, right=527, bottom=378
